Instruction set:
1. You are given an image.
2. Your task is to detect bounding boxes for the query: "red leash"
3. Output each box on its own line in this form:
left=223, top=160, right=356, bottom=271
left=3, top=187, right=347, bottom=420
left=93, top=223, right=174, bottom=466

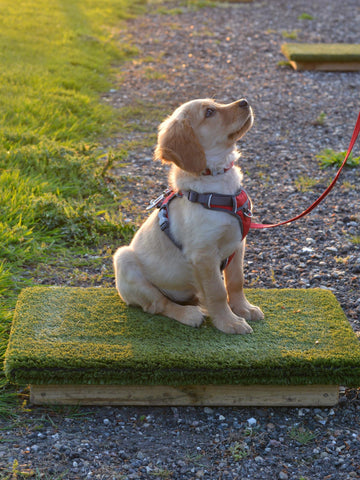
left=250, top=111, right=360, bottom=230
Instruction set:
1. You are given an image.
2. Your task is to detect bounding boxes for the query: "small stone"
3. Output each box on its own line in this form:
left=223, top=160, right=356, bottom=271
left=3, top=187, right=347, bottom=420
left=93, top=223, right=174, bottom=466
left=268, top=439, right=281, bottom=448
left=103, top=418, right=110, bottom=426
left=279, top=472, right=288, bottom=480
left=136, top=451, right=145, bottom=460
left=204, top=407, right=213, bottom=414
left=218, top=415, right=225, bottom=421
left=247, top=417, right=257, bottom=427
left=283, top=264, right=294, bottom=271
left=255, top=456, right=264, bottom=463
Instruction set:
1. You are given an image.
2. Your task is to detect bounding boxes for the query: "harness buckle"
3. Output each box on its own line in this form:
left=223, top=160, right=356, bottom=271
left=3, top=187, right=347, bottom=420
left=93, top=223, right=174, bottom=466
left=243, top=208, right=253, bottom=218
left=207, top=193, right=213, bottom=209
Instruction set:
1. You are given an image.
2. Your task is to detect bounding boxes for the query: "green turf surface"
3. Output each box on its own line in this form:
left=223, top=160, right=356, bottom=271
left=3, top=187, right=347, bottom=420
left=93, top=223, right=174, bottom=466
left=281, top=43, right=360, bottom=62
left=4, top=287, right=360, bottom=387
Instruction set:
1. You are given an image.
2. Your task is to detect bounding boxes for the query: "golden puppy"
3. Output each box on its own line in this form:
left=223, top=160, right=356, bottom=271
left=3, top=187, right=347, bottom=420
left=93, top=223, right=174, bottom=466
left=114, top=99, right=264, bottom=334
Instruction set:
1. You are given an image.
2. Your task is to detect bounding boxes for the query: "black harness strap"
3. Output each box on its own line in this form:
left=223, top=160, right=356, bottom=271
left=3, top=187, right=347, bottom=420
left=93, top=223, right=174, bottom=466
left=158, top=191, right=183, bottom=249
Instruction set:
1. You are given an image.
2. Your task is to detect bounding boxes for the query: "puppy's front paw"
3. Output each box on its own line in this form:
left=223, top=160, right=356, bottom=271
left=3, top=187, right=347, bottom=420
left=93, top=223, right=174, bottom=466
left=213, top=314, right=253, bottom=335
left=231, top=302, right=264, bottom=322
left=248, top=305, right=264, bottom=321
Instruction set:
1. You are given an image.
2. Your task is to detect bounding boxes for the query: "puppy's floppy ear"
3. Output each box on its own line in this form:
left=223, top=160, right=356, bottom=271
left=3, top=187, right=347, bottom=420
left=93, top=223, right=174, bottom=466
left=154, top=117, right=206, bottom=174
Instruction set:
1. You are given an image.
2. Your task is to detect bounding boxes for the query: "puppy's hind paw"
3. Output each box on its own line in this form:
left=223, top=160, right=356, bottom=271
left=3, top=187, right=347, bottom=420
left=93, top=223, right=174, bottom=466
left=179, top=306, right=204, bottom=328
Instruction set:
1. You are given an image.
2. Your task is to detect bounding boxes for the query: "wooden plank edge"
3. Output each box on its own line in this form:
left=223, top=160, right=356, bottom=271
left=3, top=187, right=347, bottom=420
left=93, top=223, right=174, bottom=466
left=289, top=60, right=360, bottom=71
left=30, top=384, right=339, bottom=407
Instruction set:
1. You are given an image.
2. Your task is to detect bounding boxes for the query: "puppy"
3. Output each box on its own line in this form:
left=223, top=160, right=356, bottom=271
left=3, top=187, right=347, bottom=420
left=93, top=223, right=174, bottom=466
left=114, top=98, right=264, bottom=334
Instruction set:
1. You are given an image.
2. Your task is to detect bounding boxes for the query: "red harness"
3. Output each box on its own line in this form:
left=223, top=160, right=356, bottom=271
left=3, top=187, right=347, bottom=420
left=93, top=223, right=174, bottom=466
left=156, top=188, right=252, bottom=270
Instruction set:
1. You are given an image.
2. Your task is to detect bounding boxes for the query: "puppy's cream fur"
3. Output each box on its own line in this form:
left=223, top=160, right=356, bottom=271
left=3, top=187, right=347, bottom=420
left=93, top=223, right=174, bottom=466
left=113, top=99, right=264, bottom=334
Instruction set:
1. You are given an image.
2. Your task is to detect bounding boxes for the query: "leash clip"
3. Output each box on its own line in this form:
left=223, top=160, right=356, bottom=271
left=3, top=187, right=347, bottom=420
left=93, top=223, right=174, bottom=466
left=146, top=189, right=172, bottom=210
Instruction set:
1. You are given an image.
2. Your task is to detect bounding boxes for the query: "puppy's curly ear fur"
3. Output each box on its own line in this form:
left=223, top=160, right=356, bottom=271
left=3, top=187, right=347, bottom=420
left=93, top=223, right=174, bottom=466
left=154, top=117, right=206, bottom=174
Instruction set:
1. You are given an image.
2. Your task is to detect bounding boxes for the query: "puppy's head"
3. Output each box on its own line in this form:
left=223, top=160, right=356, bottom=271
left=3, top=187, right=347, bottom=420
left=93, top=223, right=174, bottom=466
left=154, top=98, right=253, bottom=174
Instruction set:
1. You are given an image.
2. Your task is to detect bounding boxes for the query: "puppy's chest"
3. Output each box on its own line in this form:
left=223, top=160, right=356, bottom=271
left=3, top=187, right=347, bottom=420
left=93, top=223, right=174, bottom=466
left=173, top=199, right=244, bottom=250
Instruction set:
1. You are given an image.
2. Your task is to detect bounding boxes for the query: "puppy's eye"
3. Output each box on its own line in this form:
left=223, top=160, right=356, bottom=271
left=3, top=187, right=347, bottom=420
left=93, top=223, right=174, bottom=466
left=205, top=107, right=216, bottom=118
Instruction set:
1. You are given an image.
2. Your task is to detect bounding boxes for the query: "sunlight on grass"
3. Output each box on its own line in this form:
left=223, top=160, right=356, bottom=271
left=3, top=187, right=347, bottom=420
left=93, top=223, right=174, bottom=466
left=0, top=0, right=144, bottom=396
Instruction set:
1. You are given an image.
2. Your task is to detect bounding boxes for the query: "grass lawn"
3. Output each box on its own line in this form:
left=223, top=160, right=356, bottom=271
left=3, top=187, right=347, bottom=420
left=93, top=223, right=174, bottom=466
left=0, top=0, right=147, bottom=405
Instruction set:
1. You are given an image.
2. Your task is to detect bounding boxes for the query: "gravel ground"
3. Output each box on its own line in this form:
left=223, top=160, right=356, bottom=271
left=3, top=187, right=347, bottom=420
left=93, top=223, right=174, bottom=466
left=1, top=1, right=360, bottom=479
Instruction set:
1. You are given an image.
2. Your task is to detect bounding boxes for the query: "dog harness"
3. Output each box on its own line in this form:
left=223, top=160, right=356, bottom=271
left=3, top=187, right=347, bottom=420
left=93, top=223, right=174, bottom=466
left=153, top=188, right=252, bottom=270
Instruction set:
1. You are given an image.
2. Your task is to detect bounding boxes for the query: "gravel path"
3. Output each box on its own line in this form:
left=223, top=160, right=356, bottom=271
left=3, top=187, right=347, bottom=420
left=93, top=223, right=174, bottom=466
left=1, top=1, right=360, bottom=479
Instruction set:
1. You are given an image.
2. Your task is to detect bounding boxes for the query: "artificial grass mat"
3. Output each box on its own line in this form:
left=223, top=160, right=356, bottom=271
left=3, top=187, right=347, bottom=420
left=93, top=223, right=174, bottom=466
left=281, top=43, right=360, bottom=63
left=4, top=287, right=360, bottom=387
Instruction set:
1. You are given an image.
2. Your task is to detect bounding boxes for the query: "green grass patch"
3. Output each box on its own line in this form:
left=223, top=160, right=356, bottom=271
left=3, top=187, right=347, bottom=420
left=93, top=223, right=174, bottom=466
left=288, top=426, right=318, bottom=445
left=282, top=30, right=299, bottom=40
left=312, top=111, right=327, bottom=126
left=298, top=13, right=314, bottom=20
left=295, top=175, right=318, bottom=192
left=5, top=287, right=360, bottom=387
left=316, top=148, right=360, bottom=169
left=0, top=0, right=147, bottom=392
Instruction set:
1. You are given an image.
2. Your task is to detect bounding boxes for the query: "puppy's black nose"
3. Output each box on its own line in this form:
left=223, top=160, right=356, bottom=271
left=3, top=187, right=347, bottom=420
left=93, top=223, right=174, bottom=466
left=238, top=99, right=249, bottom=108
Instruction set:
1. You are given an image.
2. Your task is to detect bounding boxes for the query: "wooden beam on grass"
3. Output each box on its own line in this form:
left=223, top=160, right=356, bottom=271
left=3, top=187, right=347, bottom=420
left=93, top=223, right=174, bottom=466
left=281, top=43, right=360, bottom=71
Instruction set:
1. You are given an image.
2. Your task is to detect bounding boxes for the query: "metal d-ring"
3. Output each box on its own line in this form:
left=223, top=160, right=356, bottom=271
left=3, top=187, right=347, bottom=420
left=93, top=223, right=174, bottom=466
left=243, top=208, right=253, bottom=218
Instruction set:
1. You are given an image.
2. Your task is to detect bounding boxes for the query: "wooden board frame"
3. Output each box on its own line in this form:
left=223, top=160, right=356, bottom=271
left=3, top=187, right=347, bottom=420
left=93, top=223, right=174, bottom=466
left=288, top=60, right=360, bottom=71
left=30, top=384, right=339, bottom=407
